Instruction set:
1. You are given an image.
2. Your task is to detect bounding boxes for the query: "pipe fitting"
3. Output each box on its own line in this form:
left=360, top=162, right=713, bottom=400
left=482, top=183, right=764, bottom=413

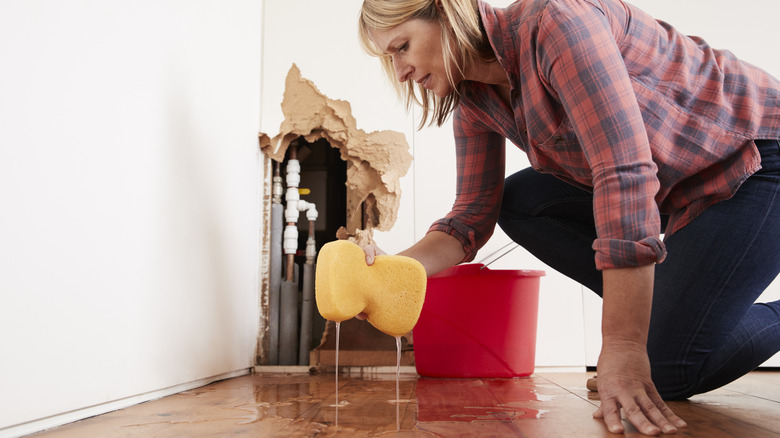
left=283, top=226, right=298, bottom=255
left=294, top=200, right=319, bottom=221
left=306, top=205, right=318, bottom=221
left=305, top=237, right=317, bottom=261
left=272, top=175, right=284, bottom=204
left=285, top=160, right=300, bottom=187
left=285, top=188, right=301, bottom=223
left=285, top=204, right=300, bottom=223
left=295, top=199, right=311, bottom=211
left=285, top=187, right=300, bottom=204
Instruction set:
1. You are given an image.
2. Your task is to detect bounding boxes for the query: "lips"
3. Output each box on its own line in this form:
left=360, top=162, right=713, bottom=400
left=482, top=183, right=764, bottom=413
left=417, top=74, right=432, bottom=89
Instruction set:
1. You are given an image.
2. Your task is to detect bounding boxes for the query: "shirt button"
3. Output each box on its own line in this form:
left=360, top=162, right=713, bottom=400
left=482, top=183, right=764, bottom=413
left=511, top=90, right=519, bottom=98
left=554, top=136, right=564, bottom=143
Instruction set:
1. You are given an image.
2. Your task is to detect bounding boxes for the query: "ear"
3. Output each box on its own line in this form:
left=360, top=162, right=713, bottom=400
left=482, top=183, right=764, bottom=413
left=434, top=0, right=452, bottom=26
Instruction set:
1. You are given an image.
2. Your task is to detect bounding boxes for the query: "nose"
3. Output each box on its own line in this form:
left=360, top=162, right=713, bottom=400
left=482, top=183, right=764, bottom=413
left=392, top=56, right=413, bottom=83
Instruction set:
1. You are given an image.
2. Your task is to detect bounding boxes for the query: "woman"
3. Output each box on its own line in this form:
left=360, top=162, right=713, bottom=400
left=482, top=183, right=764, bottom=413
left=358, top=0, right=780, bottom=435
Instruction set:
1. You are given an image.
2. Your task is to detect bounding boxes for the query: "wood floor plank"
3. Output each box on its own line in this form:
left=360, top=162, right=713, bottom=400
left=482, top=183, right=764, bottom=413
left=714, top=371, right=780, bottom=403
left=538, top=371, right=780, bottom=437
left=662, top=400, right=780, bottom=438
left=275, top=374, right=417, bottom=436
left=680, top=393, right=780, bottom=435
left=29, top=371, right=780, bottom=437
left=414, top=375, right=614, bottom=437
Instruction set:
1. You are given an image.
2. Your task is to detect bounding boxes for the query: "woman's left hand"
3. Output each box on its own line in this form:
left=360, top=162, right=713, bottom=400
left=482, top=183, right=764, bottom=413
left=593, top=339, right=687, bottom=435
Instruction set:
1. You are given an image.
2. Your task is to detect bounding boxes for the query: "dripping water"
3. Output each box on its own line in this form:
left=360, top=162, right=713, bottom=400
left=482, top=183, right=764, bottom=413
left=395, top=335, right=401, bottom=431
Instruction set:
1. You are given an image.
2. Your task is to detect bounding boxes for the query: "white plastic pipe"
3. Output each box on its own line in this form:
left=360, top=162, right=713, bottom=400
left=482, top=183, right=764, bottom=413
left=279, top=153, right=323, bottom=366
left=280, top=156, right=301, bottom=364
left=283, top=159, right=301, bottom=256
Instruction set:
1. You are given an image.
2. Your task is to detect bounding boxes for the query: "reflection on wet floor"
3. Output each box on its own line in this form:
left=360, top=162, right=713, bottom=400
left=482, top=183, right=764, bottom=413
left=241, top=372, right=561, bottom=436
left=30, top=372, right=567, bottom=437
left=30, top=370, right=780, bottom=437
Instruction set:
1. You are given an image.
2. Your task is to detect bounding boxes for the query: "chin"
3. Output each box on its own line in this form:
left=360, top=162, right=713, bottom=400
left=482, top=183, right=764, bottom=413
left=432, top=85, right=453, bottom=99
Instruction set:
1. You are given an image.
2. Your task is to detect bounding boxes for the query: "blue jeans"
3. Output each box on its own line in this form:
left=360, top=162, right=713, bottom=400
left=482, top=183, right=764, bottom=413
left=498, top=140, right=780, bottom=399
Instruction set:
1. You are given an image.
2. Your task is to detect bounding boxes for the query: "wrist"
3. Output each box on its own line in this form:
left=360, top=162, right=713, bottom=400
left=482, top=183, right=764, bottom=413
left=601, top=265, right=654, bottom=345
left=601, top=336, right=647, bottom=351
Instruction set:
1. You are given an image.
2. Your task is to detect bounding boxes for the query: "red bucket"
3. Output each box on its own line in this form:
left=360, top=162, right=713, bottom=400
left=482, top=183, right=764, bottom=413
left=413, top=263, right=544, bottom=378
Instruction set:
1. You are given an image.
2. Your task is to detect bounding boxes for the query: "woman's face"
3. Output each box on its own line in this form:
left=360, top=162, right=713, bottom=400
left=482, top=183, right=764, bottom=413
left=370, top=18, right=460, bottom=98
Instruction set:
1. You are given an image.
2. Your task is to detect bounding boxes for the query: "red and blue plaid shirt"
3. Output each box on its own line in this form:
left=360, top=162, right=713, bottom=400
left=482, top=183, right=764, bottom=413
left=429, top=0, right=780, bottom=270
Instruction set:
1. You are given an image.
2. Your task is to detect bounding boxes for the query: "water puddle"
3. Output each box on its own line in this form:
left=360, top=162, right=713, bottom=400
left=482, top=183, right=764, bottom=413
left=321, top=319, right=552, bottom=434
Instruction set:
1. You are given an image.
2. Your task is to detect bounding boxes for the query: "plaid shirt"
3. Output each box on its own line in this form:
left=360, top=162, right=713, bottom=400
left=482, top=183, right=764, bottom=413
left=429, top=0, right=780, bottom=270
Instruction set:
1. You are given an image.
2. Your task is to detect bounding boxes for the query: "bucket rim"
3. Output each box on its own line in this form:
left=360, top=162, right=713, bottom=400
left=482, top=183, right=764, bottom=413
left=429, top=263, right=545, bottom=279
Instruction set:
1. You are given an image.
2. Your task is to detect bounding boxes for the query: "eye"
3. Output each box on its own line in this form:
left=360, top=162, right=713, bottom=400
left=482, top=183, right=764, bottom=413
left=399, top=42, right=408, bottom=53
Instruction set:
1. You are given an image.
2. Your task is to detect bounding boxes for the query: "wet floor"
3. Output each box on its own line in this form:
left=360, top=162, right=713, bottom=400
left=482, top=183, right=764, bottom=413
left=31, top=371, right=780, bottom=437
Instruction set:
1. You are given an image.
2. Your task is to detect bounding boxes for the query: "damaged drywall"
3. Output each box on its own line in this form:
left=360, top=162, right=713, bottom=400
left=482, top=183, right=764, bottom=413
left=259, top=64, right=412, bottom=243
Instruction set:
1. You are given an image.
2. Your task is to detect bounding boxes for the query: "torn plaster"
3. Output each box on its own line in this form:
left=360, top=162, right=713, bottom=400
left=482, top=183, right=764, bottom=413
left=259, top=64, right=412, bottom=241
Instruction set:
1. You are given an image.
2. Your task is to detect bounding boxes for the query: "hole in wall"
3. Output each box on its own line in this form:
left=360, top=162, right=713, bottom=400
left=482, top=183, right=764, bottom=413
left=258, top=64, right=414, bottom=366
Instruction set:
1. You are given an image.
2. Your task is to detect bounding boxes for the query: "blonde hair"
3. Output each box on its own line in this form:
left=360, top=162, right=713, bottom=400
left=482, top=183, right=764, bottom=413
left=359, top=0, right=493, bottom=128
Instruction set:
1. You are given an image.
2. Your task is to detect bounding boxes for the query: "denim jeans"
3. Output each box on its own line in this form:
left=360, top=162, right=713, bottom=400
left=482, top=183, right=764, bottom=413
left=498, top=139, right=780, bottom=399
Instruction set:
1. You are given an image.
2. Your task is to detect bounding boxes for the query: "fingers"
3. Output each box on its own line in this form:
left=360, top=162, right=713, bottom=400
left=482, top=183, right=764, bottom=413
left=362, top=244, right=386, bottom=265
left=594, top=400, right=627, bottom=434
left=594, top=391, right=686, bottom=435
left=358, top=244, right=384, bottom=322
left=624, top=394, right=669, bottom=435
left=649, top=391, right=688, bottom=429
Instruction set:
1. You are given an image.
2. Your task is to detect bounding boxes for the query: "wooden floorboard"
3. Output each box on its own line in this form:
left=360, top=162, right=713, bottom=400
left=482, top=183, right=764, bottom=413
left=29, top=371, right=780, bottom=437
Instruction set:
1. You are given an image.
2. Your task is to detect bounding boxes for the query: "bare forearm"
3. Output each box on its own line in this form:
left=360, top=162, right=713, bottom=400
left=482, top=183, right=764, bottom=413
left=596, top=264, right=687, bottom=434
left=601, top=264, right=655, bottom=344
left=398, top=231, right=465, bottom=276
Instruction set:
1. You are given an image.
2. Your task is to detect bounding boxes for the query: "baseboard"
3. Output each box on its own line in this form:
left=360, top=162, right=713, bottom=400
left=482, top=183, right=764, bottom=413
left=534, top=366, right=589, bottom=373
left=254, top=365, right=419, bottom=375
left=0, top=368, right=252, bottom=438
left=254, top=365, right=588, bottom=375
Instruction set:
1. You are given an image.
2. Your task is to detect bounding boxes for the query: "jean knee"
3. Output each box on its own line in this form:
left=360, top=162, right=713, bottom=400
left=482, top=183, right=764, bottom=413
left=498, top=170, right=538, bottom=233
left=649, top=355, right=700, bottom=400
left=654, top=378, right=696, bottom=400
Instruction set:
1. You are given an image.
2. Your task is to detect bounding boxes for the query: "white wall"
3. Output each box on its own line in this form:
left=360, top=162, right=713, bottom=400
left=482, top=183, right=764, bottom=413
left=262, top=0, right=780, bottom=369
left=0, top=1, right=263, bottom=435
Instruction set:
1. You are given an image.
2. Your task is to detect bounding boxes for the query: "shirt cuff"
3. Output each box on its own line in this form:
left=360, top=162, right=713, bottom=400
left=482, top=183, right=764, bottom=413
left=592, top=236, right=667, bottom=270
left=427, top=219, right=478, bottom=264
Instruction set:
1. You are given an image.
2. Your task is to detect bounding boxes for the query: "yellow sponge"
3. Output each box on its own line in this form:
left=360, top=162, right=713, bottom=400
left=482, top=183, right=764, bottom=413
left=315, top=240, right=427, bottom=337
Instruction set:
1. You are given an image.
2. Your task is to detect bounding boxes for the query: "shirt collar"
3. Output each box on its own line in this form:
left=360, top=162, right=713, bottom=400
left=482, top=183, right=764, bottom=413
left=477, top=0, right=520, bottom=83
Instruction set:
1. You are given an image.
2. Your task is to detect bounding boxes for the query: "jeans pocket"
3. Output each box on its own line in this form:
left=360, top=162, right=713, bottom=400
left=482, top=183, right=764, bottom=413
left=755, top=139, right=780, bottom=174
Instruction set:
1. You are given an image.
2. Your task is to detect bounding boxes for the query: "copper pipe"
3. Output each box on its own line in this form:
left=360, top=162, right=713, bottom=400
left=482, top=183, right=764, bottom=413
left=285, top=253, right=295, bottom=282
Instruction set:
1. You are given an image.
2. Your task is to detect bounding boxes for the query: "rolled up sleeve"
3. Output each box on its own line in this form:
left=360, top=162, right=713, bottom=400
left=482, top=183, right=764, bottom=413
left=537, top=0, right=665, bottom=269
left=428, top=107, right=506, bottom=263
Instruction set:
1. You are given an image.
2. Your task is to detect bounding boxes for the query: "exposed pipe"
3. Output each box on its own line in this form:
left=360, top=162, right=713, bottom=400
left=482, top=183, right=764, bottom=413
left=268, top=161, right=283, bottom=365
left=298, top=203, right=318, bottom=365
left=279, top=268, right=299, bottom=365
left=283, top=144, right=300, bottom=282
left=277, top=140, right=321, bottom=366
left=280, top=142, right=300, bottom=365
